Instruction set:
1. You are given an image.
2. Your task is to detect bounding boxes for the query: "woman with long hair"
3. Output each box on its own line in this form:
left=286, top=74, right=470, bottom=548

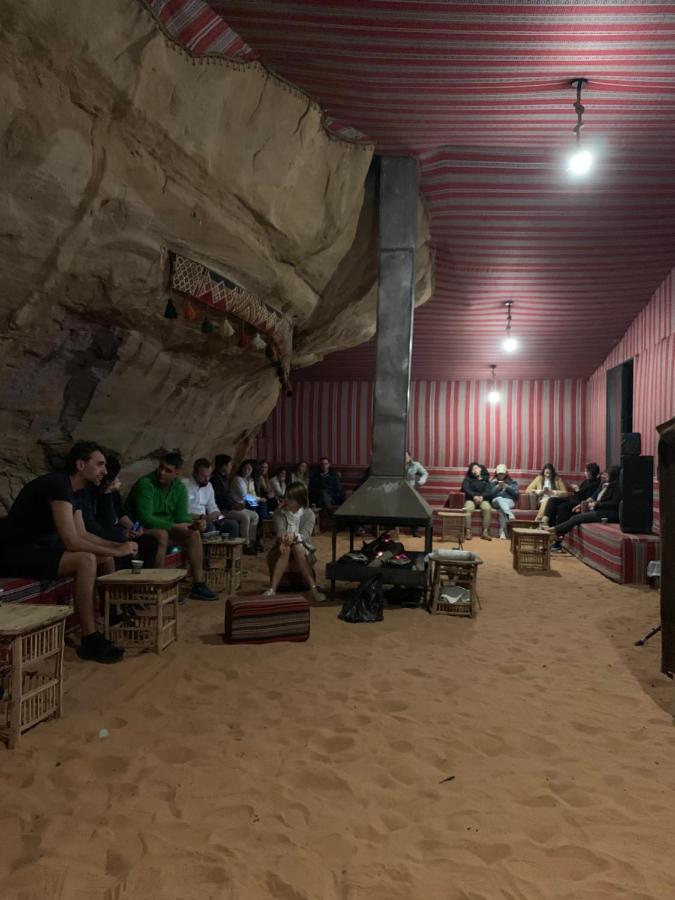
left=526, top=463, right=568, bottom=524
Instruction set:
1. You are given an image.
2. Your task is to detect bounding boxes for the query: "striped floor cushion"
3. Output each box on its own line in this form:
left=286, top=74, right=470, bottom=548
left=224, top=595, right=310, bottom=644
left=566, top=523, right=661, bottom=585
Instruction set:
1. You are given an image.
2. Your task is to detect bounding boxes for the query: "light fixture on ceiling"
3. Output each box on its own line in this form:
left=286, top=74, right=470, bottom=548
left=502, top=300, right=518, bottom=352
left=567, top=78, right=592, bottom=176
left=487, top=364, right=500, bottom=404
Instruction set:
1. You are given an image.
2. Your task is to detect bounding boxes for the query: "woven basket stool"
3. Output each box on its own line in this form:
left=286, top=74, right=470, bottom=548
left=428, top=556, right=482, bottom=617
left=512, top=529, right=553, bottom=573
left=205, top=539, right=244, bottom=594
left=0, top=604, right=70, bottom=748
left=97, top=568, right=186, bottom=653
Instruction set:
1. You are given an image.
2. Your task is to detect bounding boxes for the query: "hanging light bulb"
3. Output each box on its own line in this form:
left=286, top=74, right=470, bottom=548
left=487, top=364, right=500, bottom=404
left=502, top=301, right=518, bottom=352
left=566, top=78, right=593, bottom=177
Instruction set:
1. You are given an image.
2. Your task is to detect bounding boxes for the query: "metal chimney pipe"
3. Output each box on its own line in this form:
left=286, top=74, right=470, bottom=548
left=371, top=156, right=419, bottom=476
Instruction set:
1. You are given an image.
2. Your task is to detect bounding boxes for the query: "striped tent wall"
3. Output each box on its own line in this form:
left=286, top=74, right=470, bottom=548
left=587, top=266, right=675, bottom=463
left=258, top=378, right=586, bottom=473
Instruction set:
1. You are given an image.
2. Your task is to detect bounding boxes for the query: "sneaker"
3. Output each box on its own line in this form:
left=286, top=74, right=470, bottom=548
left=308, top=586, right=328, bottom=603
left=481, top=530, right=492, bottom=541
left=264, top=588, right=276, bottom=597
left=77, top=632, right=125, bottom=664
left=499, top=530, right=506, bottom=540
left=190, top=582, right=218, bottom=601
left=507, top=511, right=515, bottom=521
left=550, top=540, right=563, bottom=553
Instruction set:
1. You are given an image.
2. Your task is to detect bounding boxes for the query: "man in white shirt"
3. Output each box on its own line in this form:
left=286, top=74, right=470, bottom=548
left=405, top=450, right=429, bottom=536
left=183, top=458, right=239, bottom=539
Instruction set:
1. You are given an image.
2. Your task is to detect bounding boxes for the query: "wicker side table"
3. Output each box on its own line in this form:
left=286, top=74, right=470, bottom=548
left=512, top=529, right=553, bottom=573
left=508, top=518, right=541, bottom=553
left=428, top=557, right=482, bottom=617
left=0, top=604, right=70, bottom=748
left=436, top=510, right=466, bottom=548
left=97, top=569, right=186, bottom=653
left=206, top=539, right=244, bottom=594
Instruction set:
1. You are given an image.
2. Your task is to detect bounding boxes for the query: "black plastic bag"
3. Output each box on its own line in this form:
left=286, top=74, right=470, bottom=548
left=338, top=575, right=384, bottom=623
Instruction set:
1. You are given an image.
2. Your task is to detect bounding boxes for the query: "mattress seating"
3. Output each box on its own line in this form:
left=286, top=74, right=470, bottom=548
left=565, top=522, right=661, bottom=585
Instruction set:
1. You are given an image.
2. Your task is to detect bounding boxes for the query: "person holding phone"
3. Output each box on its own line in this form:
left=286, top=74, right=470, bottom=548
left=183, top=458, right=239, bottom=539
left=127, top=452, right=217, bottom=601
left=79, top=454, right=163, bottom=568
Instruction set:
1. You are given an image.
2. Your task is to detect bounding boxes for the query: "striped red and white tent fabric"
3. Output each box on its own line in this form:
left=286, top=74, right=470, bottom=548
left=259, top=377, right=586, bottom=472
left=147, top=0, right=675, bottom=382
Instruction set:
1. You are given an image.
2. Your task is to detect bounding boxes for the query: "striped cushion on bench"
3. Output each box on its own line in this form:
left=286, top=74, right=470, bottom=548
left=566, top=523, right=661, bottom=584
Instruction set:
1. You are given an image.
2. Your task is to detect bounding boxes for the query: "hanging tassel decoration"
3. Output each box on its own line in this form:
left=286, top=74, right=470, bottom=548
left=164, top=297, right=178, bottom=319
left=201, top=316, right=216, bottom=335
left=184, top=300, right=198, bottom=322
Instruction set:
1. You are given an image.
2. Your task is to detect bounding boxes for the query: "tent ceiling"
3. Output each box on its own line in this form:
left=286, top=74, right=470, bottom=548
left=198, top=1, right=675, bottom=380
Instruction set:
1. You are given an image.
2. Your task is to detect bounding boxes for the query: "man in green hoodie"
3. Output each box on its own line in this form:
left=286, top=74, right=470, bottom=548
left=127, top=451, right=217, bottom=601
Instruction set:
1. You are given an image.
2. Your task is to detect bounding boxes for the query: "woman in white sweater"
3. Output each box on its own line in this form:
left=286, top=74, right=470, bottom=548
left=265, top=482, right=326, bottom=603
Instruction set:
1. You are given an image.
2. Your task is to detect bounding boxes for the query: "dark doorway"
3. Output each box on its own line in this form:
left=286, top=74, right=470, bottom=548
left=606, top=359, right=634, bottom=468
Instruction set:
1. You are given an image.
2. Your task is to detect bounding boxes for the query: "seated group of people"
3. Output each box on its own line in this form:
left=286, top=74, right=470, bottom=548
left=0, top=443, right=338, bottom=665
left=461, top=461, right=621, bottom=549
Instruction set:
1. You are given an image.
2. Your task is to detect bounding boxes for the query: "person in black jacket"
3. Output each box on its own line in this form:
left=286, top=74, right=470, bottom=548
left=309, top=457, right=344, bottom=513
left=461, top=462, right=493, bottom=540
left=547, top=465, right=621, bottom=552
left=544, top=462, right=601, bottom=528
left=80, top=455, right=163, bottom=568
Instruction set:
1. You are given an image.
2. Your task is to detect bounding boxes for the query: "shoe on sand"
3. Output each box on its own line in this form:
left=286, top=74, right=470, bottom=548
left=481, top=530, right=492, bottom=541
left=499, top=530, right=506, bottom=540
left=190, top=582, right=218, bottom=601
left=77, top=632, right=124, bottom=664
left=308, top=586, right=328, bottom=603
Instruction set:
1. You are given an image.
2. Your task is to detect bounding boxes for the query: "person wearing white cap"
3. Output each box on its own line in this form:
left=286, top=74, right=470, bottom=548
left=490, top=464, right=519, bottom=539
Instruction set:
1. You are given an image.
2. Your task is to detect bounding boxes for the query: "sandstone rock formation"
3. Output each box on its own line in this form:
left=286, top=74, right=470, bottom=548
left=0, top=0, right=431, bottom=509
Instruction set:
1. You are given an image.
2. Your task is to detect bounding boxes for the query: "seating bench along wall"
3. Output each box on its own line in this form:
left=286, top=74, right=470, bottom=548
left=275, top=464, right=661, bottom=585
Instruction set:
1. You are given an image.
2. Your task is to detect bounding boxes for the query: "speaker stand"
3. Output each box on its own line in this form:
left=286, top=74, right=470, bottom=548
left=634, top=623, right=661, bottom=647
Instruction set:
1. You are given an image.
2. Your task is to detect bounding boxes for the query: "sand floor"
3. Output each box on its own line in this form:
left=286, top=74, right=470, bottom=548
left=1, top=534, right=674, bottom=900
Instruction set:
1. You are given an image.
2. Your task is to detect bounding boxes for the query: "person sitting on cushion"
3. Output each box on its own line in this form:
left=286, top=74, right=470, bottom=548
left=231, top=459, right=270, bottom=522
left=0, top=441, right=137, bottom=664
left=546, top=466, right=621, bottom=552
left=309, top=457, right=344, bottom=514
left=544, top=462, right=601, bottom=530
left=461, top=462, right=493, bottom=541
left=127, top=451, right=217, bottom=601
left=183, top=457, right=239, bottom=539
left=210, top=454, right=259, bottom=555
left=79, top=453, right=164, bottom=568
left=291, top=461, right=310, bottom=489
left=526, top=463, right=568, bottom=524
left=264, top=482, right=326, bottom=603
left=490, top=464, right=519, bottom=540
left=270, top=467, right=288, bottom=502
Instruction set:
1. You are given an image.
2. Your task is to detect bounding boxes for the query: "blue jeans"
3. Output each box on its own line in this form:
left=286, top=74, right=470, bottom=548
left=492, top=496, right=515, bottom=530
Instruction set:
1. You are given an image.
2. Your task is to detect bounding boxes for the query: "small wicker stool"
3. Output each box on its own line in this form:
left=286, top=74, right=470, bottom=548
left=97, top=568, right=186, bottom=653
left=428, top=556, right=482, bottom=617
left=205, top=539, right=244, bottom=594
left=436, top=510, right=466, bottom=547
left=512, top=529, right=552, bottom=573
left=0, top=603, right=70, bottom=748
left=508, top=519, right=540, bottom=553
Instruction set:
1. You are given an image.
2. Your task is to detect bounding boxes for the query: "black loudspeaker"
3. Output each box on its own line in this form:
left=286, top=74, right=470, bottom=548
left=621, top=432, right=641, bottom=460
left=620, top=455, right=654, bottom=534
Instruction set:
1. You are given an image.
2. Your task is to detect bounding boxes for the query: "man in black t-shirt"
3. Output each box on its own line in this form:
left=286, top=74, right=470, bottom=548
left=0, top=442, right=138, bottom=664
